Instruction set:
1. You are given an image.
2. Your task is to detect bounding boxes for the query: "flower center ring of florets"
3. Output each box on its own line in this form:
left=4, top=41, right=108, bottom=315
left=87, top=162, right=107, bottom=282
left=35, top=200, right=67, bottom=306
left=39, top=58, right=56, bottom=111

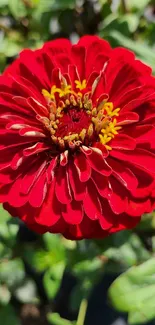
left=41, top=78, right=121, bottom=152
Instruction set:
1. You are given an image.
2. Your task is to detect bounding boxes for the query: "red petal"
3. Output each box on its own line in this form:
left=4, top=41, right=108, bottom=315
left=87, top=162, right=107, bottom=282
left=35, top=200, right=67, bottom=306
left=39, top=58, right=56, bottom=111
left=21, top=160, right=46, bottom=194
left=108, top=177, right=127, bottom=214
left=126, top=197, right=151, bottom=217
left=29, top=171, right=47, bottom=208
left=83, top=181, right=102, bottom=220
left=117, top=112, right=139, bottom=125
left=55, top=166, right=72, bottom=204
left=110, top=134, right=136, bottom=150
left=68, top=161, right=86, bottom=201
left=127, top=125, right=155, bottom=144
left=23, top=142, right=49, bottom=156
left=46, top=158, right=58, bottom=184
left=108, top=157, right=138, bottom=192
left=87, top=150, right=112, bottom=176
left=62, top=200, right=83, bottom=225
left=60, top=150, right=68, bottom=166
left=99, top=202, right=115, bottom=230
left=110, top=148, right=155, bottom=173
left=27, top=97, right=49, bottom=117
left=91, top=142, right=108, bottom=158
left=43, top=38, right=71, bottom=56
left=71, top=45, right=86, bottom=80
left=78, top=35, right=111, bottom=77
left=8, top=178, right=28, bottom=207
left=74, top=153, right=91, bottom=182
left=91, top=170, right=112, bottom=199
left=35, top=178, right=61, bottom=227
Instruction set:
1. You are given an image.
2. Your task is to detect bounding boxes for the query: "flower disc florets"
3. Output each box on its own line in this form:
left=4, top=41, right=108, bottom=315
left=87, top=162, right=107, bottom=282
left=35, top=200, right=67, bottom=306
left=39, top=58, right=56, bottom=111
left=41, top=76, right=121, bottom=152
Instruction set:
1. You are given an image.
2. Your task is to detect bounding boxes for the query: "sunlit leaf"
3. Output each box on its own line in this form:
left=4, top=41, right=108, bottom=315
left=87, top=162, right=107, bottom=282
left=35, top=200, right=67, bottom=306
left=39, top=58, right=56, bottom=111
left=8, top=0, right=27, bottom=18
left=127, top=0, right=150, bottom=11
left=0, top=0, right=9, bottom=6
left=109, top=258, right=155, bottom=324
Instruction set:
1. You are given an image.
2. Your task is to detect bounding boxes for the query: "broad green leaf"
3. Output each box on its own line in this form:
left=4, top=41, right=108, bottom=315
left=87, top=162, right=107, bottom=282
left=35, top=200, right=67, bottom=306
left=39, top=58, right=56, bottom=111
left=109, top=258, right=155, bottom=324
left=128, top=301, right=155, bottom=325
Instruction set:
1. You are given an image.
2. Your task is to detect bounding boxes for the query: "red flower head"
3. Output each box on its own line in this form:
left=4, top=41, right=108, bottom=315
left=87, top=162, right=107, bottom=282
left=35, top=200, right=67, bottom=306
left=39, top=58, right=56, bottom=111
left=1, top=36, right=155, bottom=239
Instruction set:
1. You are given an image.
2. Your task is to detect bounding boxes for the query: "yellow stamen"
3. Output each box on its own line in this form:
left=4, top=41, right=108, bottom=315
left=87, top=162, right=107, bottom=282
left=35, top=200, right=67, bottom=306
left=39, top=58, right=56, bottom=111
left=79, top=128, right=87, bottom=141
left=75, top=79, right=87, bottom=91
left=42, top=89, right=52, bottom=99
left=91, top=102, right=122, bottom=150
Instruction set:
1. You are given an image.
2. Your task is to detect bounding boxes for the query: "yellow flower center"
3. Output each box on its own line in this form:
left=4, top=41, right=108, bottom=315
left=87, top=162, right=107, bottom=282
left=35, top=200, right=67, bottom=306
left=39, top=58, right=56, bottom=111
left=41, top=79, right=121, bottom=151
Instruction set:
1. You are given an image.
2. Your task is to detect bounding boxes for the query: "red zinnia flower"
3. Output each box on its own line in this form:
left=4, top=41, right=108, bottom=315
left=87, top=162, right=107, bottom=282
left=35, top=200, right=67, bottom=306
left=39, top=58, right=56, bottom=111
left=1, top=36, right=155, bottom=239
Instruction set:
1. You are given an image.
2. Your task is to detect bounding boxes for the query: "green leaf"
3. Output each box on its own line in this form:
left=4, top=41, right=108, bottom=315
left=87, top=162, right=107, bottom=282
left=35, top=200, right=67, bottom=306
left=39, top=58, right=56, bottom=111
left=8, top=0, right=27, bottom=18
left=0, top=205, right=19, bottom=249
left=0, top=259, right=25, bottom=288
left=48, top=313, right=75, bottom=325
left=0, top=305, right=20, bottom=325
left=73, top=258, right=102, bottom=277
left=100, top=14, right=131, bottom=37
left=127, top=0, right=150, bottom=11
left=0, top=38, right=23, bottom=57
left=43, top=233, right=66, bottom=263
left=109, top=258, right=155, bottom=324
left=33, top=0, right=75, bottom=18
left=103, top=233, right=150, bottom=272
left=119, top=14, right=139, bottom=33
left=43, top=262, right=65, bottom=299
left=137, top=212, right=155, bottom=231
left=0, top=0, right=9, bottom=6
left=0, top=205, right=10, bottom=224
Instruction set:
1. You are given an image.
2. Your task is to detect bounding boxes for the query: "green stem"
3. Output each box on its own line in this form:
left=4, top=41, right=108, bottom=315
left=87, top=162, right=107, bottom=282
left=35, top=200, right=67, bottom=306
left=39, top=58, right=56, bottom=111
left=77, top=299, right=88, bottom=325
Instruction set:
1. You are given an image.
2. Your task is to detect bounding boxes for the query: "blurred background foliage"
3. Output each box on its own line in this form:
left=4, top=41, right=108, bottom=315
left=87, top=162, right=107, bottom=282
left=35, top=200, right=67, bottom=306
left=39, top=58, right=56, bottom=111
left=0, top=0, right=155, bottom=324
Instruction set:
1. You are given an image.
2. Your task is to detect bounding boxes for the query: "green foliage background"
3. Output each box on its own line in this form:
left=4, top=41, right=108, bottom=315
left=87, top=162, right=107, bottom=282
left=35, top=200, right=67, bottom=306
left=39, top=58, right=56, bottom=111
left=0, top=0, right=155, bottom=324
